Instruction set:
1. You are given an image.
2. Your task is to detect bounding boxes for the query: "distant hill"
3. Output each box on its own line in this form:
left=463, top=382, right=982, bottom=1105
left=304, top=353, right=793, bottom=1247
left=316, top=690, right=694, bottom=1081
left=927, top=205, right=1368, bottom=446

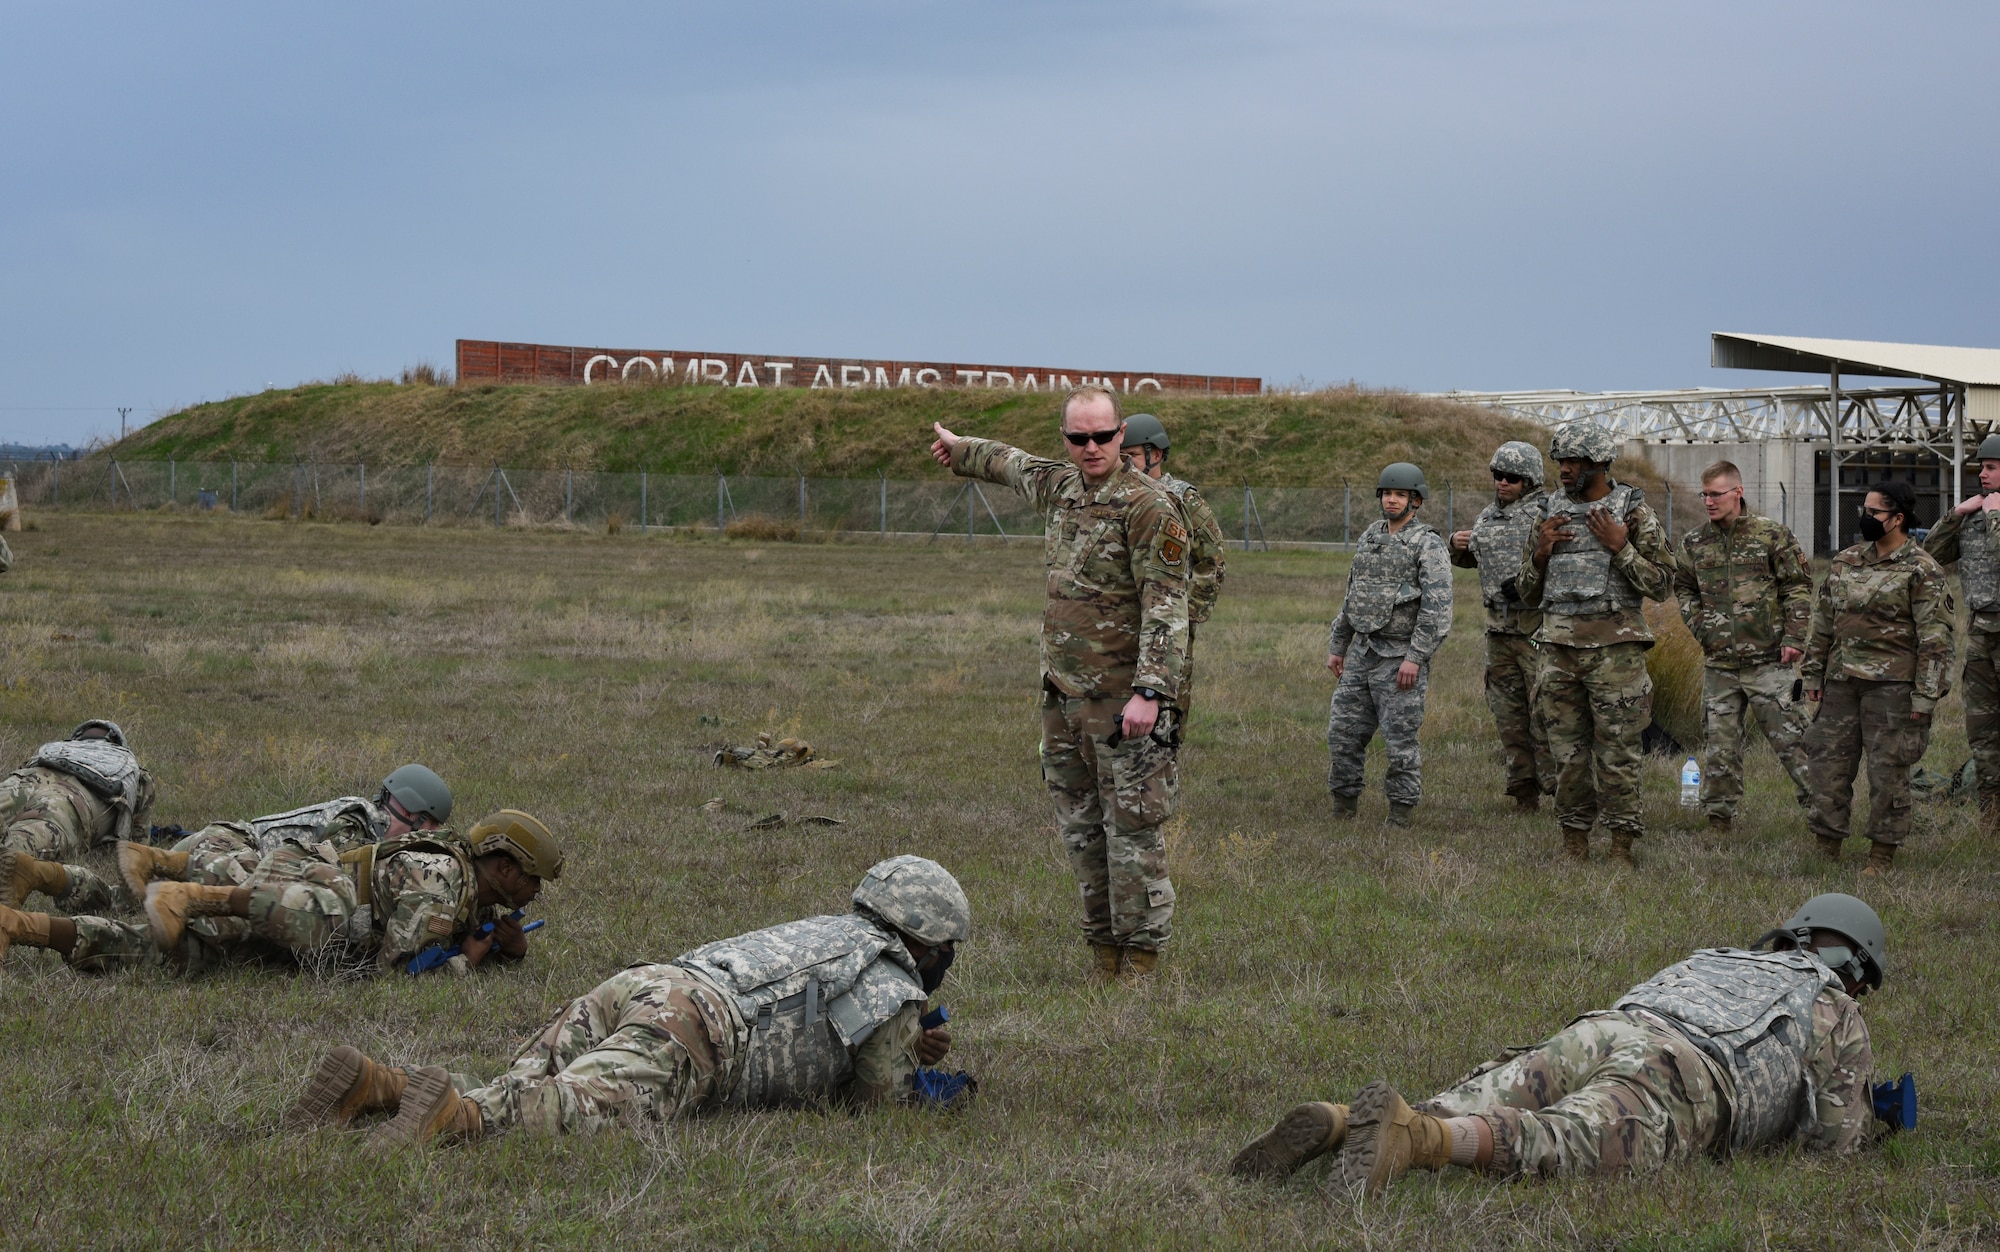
left=110, top=380, right=1584, bottom=491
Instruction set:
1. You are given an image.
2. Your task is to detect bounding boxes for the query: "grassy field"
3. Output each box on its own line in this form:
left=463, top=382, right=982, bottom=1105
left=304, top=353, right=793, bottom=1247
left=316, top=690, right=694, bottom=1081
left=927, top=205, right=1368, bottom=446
left=0, top=512, right=1993, bottom=1248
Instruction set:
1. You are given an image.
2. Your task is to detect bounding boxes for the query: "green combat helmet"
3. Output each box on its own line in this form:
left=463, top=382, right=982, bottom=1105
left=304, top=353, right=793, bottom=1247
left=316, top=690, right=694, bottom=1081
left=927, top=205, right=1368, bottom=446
left=1976, top=432, right=2000, bottom=461
left=1548, top=420, right=1618, bottom=466
left=1762, top=892, right=1887, bottom=991
left=382, top=763, right=453, bottom=824
left=1376, top=462, right=1428, bottom=500
left=1121, top=414, right=1171, bottom=453
left=1490, top=440, right=1545, bottom=487
left=467, top=809, right=564, bottom=880
left=852, top=854, right=971, bottom=945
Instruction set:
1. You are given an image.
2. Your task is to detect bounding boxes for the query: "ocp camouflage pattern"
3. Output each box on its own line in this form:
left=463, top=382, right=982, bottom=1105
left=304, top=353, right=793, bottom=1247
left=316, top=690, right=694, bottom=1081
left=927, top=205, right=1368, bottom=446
left=1159, top=473, right=1226, bottom=625
left=1801, top=539, right=1955, bottom=712
left=1673, top=513, right=1812, bottom=668
left=0, top=766, right=127, bottom=912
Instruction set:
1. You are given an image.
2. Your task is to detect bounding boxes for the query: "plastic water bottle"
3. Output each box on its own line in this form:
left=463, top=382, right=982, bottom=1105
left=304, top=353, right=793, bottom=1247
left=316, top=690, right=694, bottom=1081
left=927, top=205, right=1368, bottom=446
left=1679, top=758, right=1702, bottom=808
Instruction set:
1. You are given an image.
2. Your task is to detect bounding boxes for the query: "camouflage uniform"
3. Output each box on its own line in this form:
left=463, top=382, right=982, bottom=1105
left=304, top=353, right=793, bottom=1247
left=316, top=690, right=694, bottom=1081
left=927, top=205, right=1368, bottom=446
left=0, top=534, right=11, bottom=572
left=1327, top=518, right=1454, bottom=809
left=1158, top=472, right=1227, bottom=712
left=1417, top=949, right=1876, bottom=1176
left=1516, top=481, right=1676, bottom=843
left=1801, top=540, right=1955, bottom=849
left=465, top=914, right=927, bottom=1134
left=172, top=796, right=389, bottom=888
left=1452, top=487, right=1554, bottom=800
left=0, top=729, right=156, bottom=913
left=952, top=437, right=1189, bottom=951
left=1923, top=507, right=2000, bottom=813
left=1673, top=514, right=1814, bottom=820
left=62, top=832, right=506, bottom=976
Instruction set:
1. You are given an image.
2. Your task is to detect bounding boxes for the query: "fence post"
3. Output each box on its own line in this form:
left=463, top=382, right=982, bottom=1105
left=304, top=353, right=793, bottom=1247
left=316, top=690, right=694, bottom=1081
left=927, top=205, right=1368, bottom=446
left=1779, top=481, right=1788, bottom=528
left=1343, top=481, right=1351, bottom=545
left=294, top=462, right=303, bottom=519
left=716, top=472, right=725, bottom=533
left=880, top=472, right=887, bottom=537
left=110, top=457, right=119, bottom=509
left=564, top=467, right=573, bottom=524
left=495, top=467, right=503, bottom=528
left=968, top=483, right=975, bottom=540
left=169, top=459, right=176, bottom=504
left=1241, top=484, right=1251, bottom=551
left=640, top=471, right=648, bottom=534
left=1446, top=482, right=1453, bottom=534
left=52, top=457, right=59, bottom=506
left=425, top=464, right=433, bottom=523
left=359, top=462, right=366, bottom=515
left=1664, top=483, right=1674, bottom=543
left=798, top=471, right=806, bottom=527
left=230, top=460, right=237, bottom=512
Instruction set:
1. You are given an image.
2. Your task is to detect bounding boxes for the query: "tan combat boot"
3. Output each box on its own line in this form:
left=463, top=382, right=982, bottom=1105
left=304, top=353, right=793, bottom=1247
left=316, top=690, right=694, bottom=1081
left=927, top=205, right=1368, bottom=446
left=369, top=1066, right=485, bottom=1146
left=117, top=841, right=189, bottom=901
left=0, top=850, right=69, bottom=907
left=1706, top=814, right=1733, bottom=835
left=1230, top=1101, right=1349, bottom=1179
left=1608, top=831, right=1638, bottom=868
left=1088, top=943, right=1124, bottom=983
left=1120, top=948, right=1161, bottom=987
left=1338, top=1080, right=1454, bottom=1196
left=1561, top=828, right=1589, bottom=861
left=1861, top=842, right=1896, bottom=877
left=144, top=882, right=237, bottom=950
left=287, top=1045, right=410, bottom=1129
left=0, top=901, right=54, bottom=959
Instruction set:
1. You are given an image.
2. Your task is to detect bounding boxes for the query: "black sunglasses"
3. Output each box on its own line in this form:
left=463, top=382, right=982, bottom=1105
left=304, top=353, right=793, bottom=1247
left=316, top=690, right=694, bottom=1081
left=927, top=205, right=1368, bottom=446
left=1063, top=429, right=1122, bottom=447
left=1491, top=472, right=1524, bottom=485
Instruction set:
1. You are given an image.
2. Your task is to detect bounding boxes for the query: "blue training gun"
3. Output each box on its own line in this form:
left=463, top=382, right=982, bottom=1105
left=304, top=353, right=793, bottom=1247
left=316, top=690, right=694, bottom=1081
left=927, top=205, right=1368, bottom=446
left=910, top=1005, right=978, bottom=1107
left=406, top=909, right=545, bottom=975
left=1872, top=1072, right=1917, bottom=1132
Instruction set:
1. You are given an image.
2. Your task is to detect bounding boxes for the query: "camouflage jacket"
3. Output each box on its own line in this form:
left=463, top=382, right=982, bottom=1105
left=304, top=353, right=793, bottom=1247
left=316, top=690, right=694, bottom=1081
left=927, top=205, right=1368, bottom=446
left=1799, top=987, right=1877, bottom=1154
left=1673, top=513, right=1812, bottom=668
left=1159, top=473, right=1227, bottom=626
left=1450, top=490, right=1547, bottom=635
left=1802, top=539, right=1956, bottom=712
left=1923, top=507, right=2000, bottom=633
left=1329, top=519, right=1453, bottom=662
left=953, top=438, right=1189, bottom=701
left=1516, top=489, right=1676, bottom=648
left=349, top=833, right=500, bottom=975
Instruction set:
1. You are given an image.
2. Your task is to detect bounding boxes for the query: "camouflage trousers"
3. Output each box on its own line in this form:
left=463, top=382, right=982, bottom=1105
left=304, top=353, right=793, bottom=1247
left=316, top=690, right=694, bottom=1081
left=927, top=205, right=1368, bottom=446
left=1537, top=641, right=1652, bottom=839
left=172, top=822, right=267, bottom=887
left=1485, top=632, right=1554, bottom=799
left=0, top=774, right=116, bottom=913
left=1961, top=628, right=2000, bottom=809
left=1805, top=679, right=1930, bottom=848
left=1326, top=647, right=1430, bottom=807
left=1040, top=689, right=1179, bottom=950
left=1699, top=663, right=1811, bottom=820
left=1417, top=1011, right=1724, bottom=1177
left=464, top=964, right=745, bottom=1135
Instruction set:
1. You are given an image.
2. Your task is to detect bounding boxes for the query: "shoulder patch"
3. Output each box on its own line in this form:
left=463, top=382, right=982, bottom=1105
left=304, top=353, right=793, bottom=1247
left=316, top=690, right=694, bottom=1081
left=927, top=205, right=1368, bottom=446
left=1161, top=537, right=1185, bottom=566
left=426, top=916, right=453, bottom=937
left=1163, top=518, right=1189, bottom=542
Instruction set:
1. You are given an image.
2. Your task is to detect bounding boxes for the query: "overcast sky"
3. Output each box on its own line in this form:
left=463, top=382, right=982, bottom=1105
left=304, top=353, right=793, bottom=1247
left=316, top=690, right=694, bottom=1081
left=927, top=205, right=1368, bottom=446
left=4, top=1, right=1996, bottom=445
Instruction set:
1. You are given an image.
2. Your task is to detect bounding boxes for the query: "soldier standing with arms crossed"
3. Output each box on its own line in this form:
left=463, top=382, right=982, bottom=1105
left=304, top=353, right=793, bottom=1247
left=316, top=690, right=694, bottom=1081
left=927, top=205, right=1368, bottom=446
left=1516, top=422, right=1676, bottom=866
left=1326, top=463, right=1453, bottom=828
left=1450, top=441, right=1554, bottom=813
left=930, top=387, right=1190, bottom=985
left=1923, top=432, right=2000, bottom=837
left=1672, top=460, right=1814, bottom=832
left=1121, top=414, right=1226, bottom=712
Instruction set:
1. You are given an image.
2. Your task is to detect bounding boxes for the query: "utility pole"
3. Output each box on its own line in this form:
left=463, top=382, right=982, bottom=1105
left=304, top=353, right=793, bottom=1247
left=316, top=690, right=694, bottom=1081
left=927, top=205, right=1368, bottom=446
left=118, top=407, right=131, bottom=441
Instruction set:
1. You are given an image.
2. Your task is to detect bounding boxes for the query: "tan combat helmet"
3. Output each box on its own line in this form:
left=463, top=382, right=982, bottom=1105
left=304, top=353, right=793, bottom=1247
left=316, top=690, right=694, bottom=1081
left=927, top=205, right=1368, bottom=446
left=467, top=809, right=563, bottom=880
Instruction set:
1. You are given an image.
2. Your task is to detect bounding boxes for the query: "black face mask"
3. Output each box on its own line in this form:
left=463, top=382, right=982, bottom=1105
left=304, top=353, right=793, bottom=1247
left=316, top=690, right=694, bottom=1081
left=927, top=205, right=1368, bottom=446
left=919, top=943, right=955, bottom=994
left=1858, top=514, right=1887, bottom=542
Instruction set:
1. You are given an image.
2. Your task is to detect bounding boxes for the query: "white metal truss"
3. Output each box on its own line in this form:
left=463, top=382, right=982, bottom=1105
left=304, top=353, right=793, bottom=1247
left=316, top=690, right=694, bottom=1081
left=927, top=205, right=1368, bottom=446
left=1436, top=385, right=1972, bottom=453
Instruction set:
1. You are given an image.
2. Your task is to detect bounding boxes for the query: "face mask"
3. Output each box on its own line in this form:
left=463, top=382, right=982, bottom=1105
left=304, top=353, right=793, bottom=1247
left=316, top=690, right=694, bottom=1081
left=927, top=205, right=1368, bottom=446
left=1858, top=514, right=1887, bottom=542
left=919, top=943, right=955, bottom=994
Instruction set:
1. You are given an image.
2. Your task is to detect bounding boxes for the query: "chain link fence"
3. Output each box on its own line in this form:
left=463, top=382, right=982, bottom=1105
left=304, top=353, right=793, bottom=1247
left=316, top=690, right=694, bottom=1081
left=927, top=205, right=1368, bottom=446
left=3, top=457, right=1717, bottom=548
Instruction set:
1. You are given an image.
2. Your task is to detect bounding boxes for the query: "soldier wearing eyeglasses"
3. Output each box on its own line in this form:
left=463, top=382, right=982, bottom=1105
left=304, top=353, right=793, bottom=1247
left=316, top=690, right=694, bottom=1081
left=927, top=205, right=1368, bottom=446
left=1670, top=460, right=1814, bottom=832
left=929, top=387, right=1190, bottom=985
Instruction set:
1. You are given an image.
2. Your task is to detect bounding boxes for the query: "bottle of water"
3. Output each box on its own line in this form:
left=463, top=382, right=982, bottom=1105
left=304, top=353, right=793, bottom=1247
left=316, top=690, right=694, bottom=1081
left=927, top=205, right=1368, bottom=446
left=1679, top=758, right=1702, bottom=808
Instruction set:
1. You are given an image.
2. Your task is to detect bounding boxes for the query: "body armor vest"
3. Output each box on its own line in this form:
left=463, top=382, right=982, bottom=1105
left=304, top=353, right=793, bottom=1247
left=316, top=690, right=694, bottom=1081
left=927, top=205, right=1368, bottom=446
left=1469, top=493, right=1546, bottom=617
left=29, top=739, right=146, bottom=843
left=249, top=795, right=387, bottom=852
left=1959, top=510, right=2000, bottom=613
left=339, top=834, right=479, bottom=942
left=1341, top=521, right=1432, bottom=636
left=1614, top=948, right=1835, bottom=1152
left=676, top=913, right=924, bottom=1108
left=1543, top=482, right=1645, bottom=616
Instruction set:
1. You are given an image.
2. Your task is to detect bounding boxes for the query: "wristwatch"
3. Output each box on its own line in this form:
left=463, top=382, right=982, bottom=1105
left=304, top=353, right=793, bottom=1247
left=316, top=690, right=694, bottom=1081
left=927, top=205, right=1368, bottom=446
left=1133, top=687, right=1163, bottom=702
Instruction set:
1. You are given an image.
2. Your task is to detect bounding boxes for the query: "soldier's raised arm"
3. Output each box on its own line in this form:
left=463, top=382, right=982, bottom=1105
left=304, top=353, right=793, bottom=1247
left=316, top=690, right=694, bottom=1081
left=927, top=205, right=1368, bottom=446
left=934, top=423, right=1072, bottom=516
left=1923, top=505, right=1967, bottom=566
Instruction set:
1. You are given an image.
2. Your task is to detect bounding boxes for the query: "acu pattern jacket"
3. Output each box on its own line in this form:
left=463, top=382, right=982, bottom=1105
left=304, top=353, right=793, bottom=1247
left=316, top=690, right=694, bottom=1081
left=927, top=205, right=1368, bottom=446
left=952, top=437, right=1190, bottom=702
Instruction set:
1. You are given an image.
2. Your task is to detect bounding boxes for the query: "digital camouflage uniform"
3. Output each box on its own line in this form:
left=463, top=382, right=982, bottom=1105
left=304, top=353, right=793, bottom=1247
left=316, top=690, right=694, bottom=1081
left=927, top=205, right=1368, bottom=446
left=952, top=437, right=1189, bottom=951
left=172, top=795, right=390, bottom=889
left=1452, top=484, right=1554, bottom=801
left=1159, top=472, right=1227, bottom=712
left=1674, top=513, right=1814, bottom=820
left=1328, top=518, right=1454, bottom=809
left=1923, top=506, right=2000, bottom=814
left=1416, top=949, right=1876, bottom=1176
left=0, top=729, right=155, bottom=913
left=463, top=913, right=927, bottom=1135
left=1801, top=540, right=1955, bottom=849
left=1516, top=481, right=1676, bottom=844
left=62, top=832, right=506, bottom=976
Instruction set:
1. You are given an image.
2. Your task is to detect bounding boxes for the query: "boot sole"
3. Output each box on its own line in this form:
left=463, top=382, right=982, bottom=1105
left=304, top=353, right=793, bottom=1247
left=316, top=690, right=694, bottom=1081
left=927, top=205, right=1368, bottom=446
left=368, top=1065, right=454, bottom=1148
left=1338, top=1080, right=1403, bottom=1196
left=1230, top=1102, right=1341, bottom=1179
left=287, top=1045, right=364, bottom=1130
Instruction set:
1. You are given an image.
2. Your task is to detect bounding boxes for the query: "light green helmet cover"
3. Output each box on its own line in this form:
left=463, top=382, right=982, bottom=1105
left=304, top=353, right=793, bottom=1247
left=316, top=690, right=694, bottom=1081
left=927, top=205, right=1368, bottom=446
left=381, top=763, right=453, bottom=823
left=1549, top=420, right=1618, bottom=466
left=852, top=854, right=971, bottom=945
left=1976, top=432, right=2000, bottom=461
left=1489, top=440, right=1545, bottom=487
left=1781, top=892, right=1887, bottom=989
left=1121, top=413, right=1170, bottom=452
left=1376, top=461, right=1428, bottom=498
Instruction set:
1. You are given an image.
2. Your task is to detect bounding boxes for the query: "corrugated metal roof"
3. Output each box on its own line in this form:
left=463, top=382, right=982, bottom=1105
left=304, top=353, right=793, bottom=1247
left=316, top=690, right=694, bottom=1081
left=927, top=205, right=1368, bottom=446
left=1712, top=332, right=2000, bottom=387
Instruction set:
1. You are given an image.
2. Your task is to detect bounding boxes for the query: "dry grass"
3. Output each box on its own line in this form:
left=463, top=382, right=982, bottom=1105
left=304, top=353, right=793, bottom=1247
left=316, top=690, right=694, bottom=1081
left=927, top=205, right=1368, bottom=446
left=0, top=513, right=1991, bottom=1247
